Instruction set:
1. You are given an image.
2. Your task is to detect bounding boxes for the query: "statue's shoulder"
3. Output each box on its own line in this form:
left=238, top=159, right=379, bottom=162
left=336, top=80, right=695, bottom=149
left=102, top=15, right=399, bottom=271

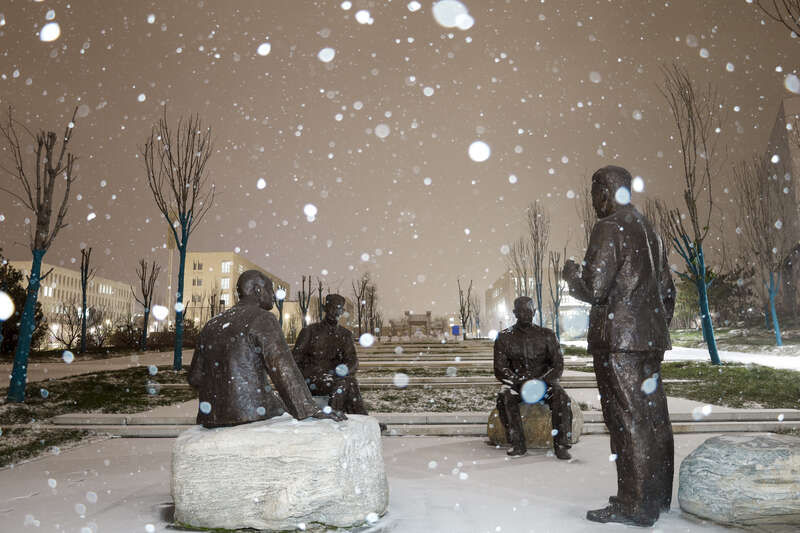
left=337, top=325, right=355, bottom=339
left=496, top=327, right=514, bottom=340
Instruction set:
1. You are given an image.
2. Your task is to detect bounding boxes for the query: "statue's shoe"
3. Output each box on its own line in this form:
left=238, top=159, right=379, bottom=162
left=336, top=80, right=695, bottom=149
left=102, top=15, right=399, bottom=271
left=555, top=446, right=572, bottom=460
left=506, top=444, right=527, bottom=456
left=609, top=495, right=670, bottom=512
left=586, top=505, right=656, bottom=527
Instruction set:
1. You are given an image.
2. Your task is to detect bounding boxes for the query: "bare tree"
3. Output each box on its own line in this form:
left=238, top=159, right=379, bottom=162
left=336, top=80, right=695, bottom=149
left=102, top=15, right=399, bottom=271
left=575, top=180, right=597, bottom=252
left=548, top=246, right=567, bottom=341
left=351, top=273, right=370, bottom=337
left=131, top=259, right=161, bottom=351
left=142, top=108, right=215, bottom=370
left=470, top=292, right=481, bottom=337
left=365, top=283, right=378, bottom=335
left=457, top=278, right=473, bottom=341
left=755, top=1, right=800, bottom=36
left=86, top=305, right=110, bottom=348
left=317, top=279, right=325, bottom=322
left=527, top=202, right=550, bottom=326
left=79, top=247, right=96, bottom=354
left=0, top=107, right=78, bottom=402
left=733, top=156, right=794, bottom=345
left=297, top=275, right=313, bottom=326
left=53, top=297, right=82, bottom=350
left=657, top=63, right=726, bottom=365
left=505, top=236, right=532, bottom=297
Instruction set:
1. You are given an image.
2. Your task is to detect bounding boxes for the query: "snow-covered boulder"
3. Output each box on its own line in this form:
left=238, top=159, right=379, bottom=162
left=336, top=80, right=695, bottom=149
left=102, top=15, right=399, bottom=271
left=172, top=414, right=388, bottom=531
left=486, top=397, right=583, bottom=448
left=679, top=434, right=800, bottom=528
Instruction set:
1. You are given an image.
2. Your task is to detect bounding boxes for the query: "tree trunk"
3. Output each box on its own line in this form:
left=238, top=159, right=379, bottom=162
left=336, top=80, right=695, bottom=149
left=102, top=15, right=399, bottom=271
left=173, top=246, right=187, bottom=370
left=80, top=278, right=88, bottom=354
left=695, top=248, right=720, bottom=365
left=7, top=249, right=45, bottom=402
left=769, top=271, right=783, bottom=347
left=535, top=282, right=544, bottom=327
left=140, top=309, right=150, bottom=351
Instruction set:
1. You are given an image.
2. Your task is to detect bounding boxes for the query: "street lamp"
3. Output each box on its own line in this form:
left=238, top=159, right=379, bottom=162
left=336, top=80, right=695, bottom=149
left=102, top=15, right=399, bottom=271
left=275, top=288, right=286, bottom=328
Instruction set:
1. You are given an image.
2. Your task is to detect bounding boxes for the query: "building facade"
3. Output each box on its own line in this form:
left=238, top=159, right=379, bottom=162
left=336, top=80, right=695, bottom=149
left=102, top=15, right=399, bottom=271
left=484, top=270, right=589, bottom=339
left=8, top=260, right=136, bottom=344
left=182, top=251, right=292, bottom=326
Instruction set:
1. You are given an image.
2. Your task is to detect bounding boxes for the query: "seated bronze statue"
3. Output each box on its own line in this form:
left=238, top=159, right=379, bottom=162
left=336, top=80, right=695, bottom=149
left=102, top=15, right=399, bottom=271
left=493, top=296, right=573, bottom=460
left=293, top=294, right=384, bottom=429
left=188, top=270, right=345, bottom=428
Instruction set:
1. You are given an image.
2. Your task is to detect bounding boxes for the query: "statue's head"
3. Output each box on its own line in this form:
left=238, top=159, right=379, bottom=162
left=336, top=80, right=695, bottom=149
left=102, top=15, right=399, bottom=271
left=591, top=165, right=633, bottom=218
left=324, top=293, right=346, bottom=322
left=236, top=270, right=274, bottom=310
left=512, top=296, right=535, bottom=326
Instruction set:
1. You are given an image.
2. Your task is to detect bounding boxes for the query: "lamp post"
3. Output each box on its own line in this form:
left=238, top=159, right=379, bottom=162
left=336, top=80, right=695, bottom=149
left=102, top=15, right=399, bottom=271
left=275, top=288, right=286, bottom=328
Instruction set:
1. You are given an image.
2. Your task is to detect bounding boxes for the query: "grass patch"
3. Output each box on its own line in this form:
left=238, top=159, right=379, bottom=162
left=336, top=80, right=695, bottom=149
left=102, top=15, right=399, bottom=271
left=364, top=387, right=497, bottom=412
left=670, top=327, right=800, bottom=352
left=661, top=362, right=800, bottom=409
left=0, top=366, right=196, bottom=467
left=0, top=346, right=167, bottom=363
left=0, top=427, right=88, bottom=467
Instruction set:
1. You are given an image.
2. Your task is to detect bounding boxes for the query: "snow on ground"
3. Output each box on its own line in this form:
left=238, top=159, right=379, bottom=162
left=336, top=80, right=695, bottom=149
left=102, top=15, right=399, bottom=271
left=564, top=341, right=800, bottom=371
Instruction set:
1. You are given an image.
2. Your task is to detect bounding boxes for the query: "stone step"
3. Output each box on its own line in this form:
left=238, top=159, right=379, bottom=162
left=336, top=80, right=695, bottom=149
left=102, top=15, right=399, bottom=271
left=150, top=380, right=599, bottom=390
left=41, top=419, right=800, bottom=438
left=51, top=409, right=800, bottom=427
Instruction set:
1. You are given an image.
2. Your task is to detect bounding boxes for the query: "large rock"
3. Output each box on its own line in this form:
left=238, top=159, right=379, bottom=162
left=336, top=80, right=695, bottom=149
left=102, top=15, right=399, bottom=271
left=679, top=434, right=800, bottom=528
left=486, top=396, right=584, bottom=448
left=172, top=414, right=388, bottom=531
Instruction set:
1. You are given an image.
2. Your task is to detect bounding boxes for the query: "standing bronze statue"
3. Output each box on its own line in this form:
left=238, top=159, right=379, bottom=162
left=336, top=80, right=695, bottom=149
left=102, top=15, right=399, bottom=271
left=188, top=270, right=345, bottom=428
left=293, top=294, right=384, bottom=428
left=563, top=165, right=675, bottom=527
left=493, top=296, right=573, bottom=460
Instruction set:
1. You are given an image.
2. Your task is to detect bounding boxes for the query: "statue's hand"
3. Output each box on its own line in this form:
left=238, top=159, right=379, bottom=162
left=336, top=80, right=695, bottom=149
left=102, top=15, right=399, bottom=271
left=311, top=407, right=347, bottom=422
left=562, top=259, right=580, bottom=282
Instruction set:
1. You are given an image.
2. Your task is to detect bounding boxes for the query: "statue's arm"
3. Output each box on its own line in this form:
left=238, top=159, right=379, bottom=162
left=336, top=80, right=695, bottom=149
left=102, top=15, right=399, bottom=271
left=342, top=330, right=359, bottom=375
left=659, top=235, right=676, bottom=325
left=256, top=313, right=320, bottom=420
left=575, top=220, right=620, bottom=305
left=493, top=337, right=518, bottom=386
left=292, top=326, right=310, bottom=369
left=545, top=332, right=564, bottom=384
left=187, top=332, right=204, bottom=389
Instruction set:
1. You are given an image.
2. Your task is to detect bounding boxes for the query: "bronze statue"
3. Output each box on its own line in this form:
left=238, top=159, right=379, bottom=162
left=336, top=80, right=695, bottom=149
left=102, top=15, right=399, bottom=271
left=563, top=165, right=675, bottom=527
left=493, top=296, right=573, bottom=460
left=188, top=270, right=345, bottom=428
left=293, top=294, right=384, bottom=428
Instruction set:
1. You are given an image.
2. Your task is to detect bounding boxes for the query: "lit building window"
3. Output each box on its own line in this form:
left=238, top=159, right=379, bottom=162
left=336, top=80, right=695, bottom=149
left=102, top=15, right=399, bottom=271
left=220, top=278, right=230, bottom=290
left=221, top=261, right=232, bottom=273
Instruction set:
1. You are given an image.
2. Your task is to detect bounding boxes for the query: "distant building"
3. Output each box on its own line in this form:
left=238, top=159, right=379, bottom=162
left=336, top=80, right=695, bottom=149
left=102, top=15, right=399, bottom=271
left=763, top=96, right=800, bottom=316
left=405, top=310, right=432, bottom=336
left=183, top=251, right=295, bottom=328
left=8, top=260, right=136, bottom=344
left=484, top=270, right=589, bottom=339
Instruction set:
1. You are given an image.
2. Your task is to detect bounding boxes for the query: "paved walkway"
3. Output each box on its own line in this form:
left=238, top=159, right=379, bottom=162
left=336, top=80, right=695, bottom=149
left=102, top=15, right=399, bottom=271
left=0, top=433, right=741, bottom=532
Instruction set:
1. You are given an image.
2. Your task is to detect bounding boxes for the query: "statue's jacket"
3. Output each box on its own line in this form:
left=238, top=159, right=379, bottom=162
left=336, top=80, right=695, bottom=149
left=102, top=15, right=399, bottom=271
left=578, top=205, right=676, bottom=353
left=188, top=301, right=319, bottom=427
left=292, top=321, right=359, bottom=378
left=493, top=324, right=563, bottom=387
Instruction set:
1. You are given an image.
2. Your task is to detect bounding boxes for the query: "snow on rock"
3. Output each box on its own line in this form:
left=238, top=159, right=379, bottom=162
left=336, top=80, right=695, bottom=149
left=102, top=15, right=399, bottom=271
left=172, top=414, right=388, bottom=531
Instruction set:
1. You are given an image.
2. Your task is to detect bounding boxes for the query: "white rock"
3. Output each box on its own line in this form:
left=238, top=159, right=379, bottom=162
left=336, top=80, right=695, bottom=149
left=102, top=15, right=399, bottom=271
left=679, top=434, right=800, bottom=528
left=172, top=414, right=388, bottom=531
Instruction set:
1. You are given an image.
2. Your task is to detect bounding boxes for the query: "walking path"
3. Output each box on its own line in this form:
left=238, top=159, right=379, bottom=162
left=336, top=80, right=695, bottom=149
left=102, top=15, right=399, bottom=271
left=0, top=433, right=742, bottom=532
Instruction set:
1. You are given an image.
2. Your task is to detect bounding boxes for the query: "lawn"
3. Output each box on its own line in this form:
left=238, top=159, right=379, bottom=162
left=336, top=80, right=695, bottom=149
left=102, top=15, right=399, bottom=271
left=0, top=366, right=194, bottom=467
left=670, top=326, right=800, bottom=353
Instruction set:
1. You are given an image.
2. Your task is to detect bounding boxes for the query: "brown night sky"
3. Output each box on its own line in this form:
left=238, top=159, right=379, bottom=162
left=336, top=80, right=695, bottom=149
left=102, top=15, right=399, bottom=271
left=0, top=0, right=797, bottom=316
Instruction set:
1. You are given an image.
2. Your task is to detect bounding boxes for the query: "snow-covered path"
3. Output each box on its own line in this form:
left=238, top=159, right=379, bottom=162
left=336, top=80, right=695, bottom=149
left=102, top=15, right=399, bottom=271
left=564, top=341, right=800, bottom=371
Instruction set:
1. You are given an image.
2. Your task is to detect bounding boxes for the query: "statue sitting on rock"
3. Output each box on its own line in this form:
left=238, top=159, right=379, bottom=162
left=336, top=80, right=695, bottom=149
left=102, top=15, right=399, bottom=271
left=493, top=296, right=573, bottom=460
left=188, top=270, right=345, bottom=427
left=293, top=294, right=385, bottom=430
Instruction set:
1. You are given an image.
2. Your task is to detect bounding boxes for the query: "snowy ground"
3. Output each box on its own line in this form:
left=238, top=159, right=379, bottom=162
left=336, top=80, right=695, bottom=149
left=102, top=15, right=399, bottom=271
left=0, top=433, right=742, bottom=533
left=564, top=341, right=800, bottom=371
